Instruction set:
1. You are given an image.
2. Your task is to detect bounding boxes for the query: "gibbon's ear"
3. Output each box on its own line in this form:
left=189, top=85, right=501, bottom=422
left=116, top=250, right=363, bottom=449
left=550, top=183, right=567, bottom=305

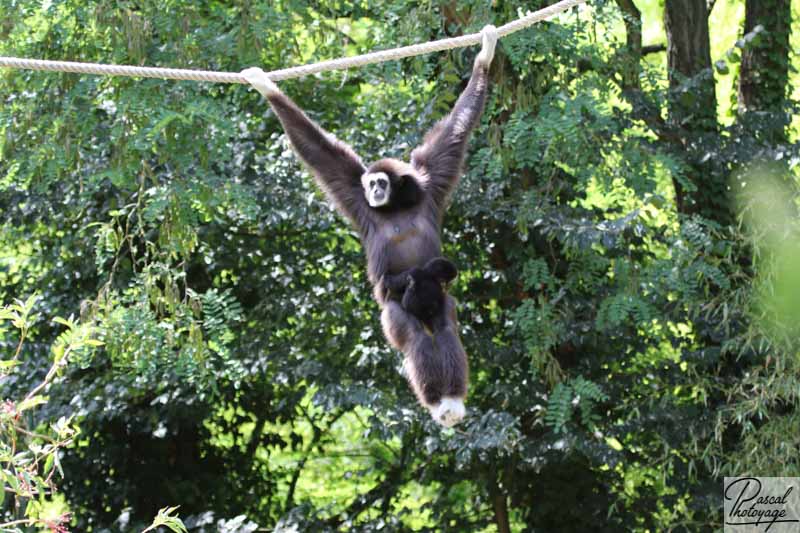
left=425, top=258, right=458, bottom=283
left=388, top=173, right=406, bottom=189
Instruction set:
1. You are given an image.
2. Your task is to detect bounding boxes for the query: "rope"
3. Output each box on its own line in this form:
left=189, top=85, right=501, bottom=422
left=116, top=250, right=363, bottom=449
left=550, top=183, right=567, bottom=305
left=0, top=0, right=586, bottom=83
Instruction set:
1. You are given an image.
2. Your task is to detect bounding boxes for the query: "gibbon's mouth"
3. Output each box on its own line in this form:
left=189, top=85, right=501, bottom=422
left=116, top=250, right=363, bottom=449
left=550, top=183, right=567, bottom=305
left=370, top=192, right=388, bottom=206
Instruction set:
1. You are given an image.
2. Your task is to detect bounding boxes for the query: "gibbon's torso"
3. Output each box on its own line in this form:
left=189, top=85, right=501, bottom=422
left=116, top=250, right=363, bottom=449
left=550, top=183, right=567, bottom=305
left=370, top=202, right=441, bottom=276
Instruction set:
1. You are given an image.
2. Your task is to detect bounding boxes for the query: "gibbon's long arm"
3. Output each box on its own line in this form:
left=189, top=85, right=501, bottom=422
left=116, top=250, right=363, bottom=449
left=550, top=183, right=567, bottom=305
left=410, top=26, right=498, bottom=213
left=242, top=68, right=369, bottom=229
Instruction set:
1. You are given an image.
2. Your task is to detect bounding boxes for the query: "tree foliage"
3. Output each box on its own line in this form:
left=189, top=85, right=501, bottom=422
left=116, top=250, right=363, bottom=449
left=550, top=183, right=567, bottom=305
left=1, top=0, right=799, bottom=530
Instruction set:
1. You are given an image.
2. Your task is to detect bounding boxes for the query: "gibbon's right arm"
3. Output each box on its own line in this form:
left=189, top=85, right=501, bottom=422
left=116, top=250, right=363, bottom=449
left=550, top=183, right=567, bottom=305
left=242, top=68, right=369, bottom=229
left=410, top=25, right=498, bottom=213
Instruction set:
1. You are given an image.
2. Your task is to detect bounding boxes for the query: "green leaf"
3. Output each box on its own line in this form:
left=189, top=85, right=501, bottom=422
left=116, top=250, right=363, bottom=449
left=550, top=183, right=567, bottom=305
left=52, top=317, right=74, bottom=328
left=44, top=454, right=55, bottom=477
left=141, top=506, right=188, bottom=533
left=0, top=360, right=20, bottom=373
left=17, top=396, right=48, bottom=412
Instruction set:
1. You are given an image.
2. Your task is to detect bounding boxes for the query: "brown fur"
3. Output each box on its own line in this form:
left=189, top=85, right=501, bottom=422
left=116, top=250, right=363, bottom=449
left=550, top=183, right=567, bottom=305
left=261, top=57, right=491, bottom=413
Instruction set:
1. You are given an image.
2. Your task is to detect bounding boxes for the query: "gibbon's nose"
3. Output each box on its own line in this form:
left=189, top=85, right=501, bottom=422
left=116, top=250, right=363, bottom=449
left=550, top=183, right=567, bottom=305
left=373, top=190, right=385, bottom=200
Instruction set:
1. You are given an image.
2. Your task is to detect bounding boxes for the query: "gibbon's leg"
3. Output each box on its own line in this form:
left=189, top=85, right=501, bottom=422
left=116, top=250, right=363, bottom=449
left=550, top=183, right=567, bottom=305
left=381, top=300, right=448, bottom=412
left=428, top=295, right=468, bottom=427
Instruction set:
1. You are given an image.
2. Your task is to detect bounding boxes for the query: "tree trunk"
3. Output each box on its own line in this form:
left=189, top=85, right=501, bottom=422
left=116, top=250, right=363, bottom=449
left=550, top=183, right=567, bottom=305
left=492, top=488, right=511, bottom=533
left=615, top=0, right=642, bottom=90
left=664, top=0, right=716, bottom=125
left=738, top=0, right=792, bottom=141
left=664, top=0, right=729, bottom=224
left=487, top=468, right=511, bottom=533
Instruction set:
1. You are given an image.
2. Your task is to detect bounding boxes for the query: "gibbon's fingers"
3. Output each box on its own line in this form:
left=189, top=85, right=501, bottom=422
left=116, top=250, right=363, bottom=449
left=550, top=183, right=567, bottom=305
left=241, top=67, right=280, bottom=97
left=476, top=25, right=498, bottom=67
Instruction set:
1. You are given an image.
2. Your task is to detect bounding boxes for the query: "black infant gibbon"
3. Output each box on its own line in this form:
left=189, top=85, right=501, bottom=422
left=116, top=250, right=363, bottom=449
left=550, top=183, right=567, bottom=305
left=383, top=257, right=458, bottom=332
left=242, top=25, right=497, bottom=427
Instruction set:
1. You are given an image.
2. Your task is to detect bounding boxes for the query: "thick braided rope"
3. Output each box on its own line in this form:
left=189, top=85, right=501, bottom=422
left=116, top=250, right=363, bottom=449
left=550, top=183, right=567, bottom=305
left=0, top=0, right=585, bottom=83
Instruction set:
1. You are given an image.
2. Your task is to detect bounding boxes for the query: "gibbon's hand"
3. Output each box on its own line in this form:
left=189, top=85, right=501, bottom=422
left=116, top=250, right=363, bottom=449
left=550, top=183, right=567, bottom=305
left=381, top=273, right=408, bottom=293
left=476, top=25, right=498, bottom=67
left=241, top=67, right=280, bottom=97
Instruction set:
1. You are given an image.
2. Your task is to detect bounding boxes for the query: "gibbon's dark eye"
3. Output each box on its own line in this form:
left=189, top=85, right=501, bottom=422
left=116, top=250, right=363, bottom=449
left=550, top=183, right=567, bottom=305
left=377, top=178, right=388, bottom=190
left=369, top=180, right=376, bottom=188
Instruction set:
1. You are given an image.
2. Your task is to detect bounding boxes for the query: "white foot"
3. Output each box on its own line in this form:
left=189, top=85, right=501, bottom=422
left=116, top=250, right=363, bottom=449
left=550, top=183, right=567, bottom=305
left=241, top=67, right=280, bottom=97
left=430, top=397, right=466, bottom=428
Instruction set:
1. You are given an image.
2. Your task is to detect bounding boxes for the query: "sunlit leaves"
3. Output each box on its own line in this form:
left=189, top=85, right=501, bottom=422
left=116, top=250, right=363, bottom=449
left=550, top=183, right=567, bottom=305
left=0, top=295, right=82, bottom=532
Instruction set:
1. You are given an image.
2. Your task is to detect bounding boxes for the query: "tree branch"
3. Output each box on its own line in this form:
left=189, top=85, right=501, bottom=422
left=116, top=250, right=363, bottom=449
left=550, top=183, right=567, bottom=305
left=642, top=43, right=667, bottom=55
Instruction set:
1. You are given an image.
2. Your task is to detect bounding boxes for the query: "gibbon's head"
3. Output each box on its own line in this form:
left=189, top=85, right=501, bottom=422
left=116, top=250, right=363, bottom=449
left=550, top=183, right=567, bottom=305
left=401, top=258, right=458, bottom=322
left=362, top=159, right=421, bottom=209
left=361, top=170, right=391, bottom=207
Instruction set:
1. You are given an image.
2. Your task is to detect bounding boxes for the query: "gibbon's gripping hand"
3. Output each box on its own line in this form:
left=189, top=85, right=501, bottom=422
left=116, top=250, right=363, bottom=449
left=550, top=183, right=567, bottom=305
left=475, top=25, right=498, bottom=67
left=241, top=67, right=280, bottom=97
left=381, top=272, right=410, bottom=294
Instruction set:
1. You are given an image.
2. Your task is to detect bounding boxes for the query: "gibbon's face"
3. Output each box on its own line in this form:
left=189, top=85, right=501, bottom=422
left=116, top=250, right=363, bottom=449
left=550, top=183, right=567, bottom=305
left=361, top=172, right=391, bottom=207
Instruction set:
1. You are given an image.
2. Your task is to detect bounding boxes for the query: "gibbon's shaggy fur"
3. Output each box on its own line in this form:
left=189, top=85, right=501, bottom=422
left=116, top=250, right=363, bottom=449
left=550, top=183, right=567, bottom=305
left=242, top=26, right=497, bottom=427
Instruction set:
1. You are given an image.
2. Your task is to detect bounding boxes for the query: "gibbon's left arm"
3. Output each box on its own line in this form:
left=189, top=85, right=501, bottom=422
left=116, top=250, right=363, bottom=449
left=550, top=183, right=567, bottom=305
left=242, top=68, right=370, bottom=230
left=411, top=25, right=498, bottom=212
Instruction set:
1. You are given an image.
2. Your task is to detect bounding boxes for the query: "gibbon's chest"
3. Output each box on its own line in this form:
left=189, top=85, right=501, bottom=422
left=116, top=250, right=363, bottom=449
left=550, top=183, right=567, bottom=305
left=380, top=214, right=440, bottom=273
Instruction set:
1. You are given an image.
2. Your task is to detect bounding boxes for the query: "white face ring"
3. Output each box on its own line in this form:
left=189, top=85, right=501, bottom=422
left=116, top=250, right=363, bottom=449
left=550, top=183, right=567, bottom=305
left=361, top=172, right=391, bottom=207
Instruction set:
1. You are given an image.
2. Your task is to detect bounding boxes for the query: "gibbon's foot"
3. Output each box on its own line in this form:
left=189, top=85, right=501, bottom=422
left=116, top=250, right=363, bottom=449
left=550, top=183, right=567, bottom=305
left=476, top=25, right=498, bottom=67
left=430, top=397, right=466, bottom=428
left=241, top=67, right=280, bottom=97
